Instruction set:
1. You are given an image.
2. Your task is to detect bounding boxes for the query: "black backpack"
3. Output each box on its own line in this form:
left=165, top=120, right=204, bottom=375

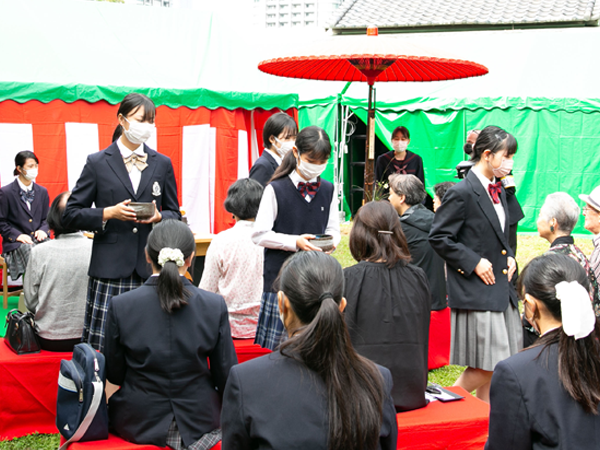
left=56, top=343, right=108, bottom=449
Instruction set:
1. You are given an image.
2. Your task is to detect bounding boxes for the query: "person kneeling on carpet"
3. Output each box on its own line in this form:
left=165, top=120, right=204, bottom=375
left=105, top=220, right=237, bottom=449
left=24, top=191, right=92, bottom=352
left=221, top=251, right=397, bottom=450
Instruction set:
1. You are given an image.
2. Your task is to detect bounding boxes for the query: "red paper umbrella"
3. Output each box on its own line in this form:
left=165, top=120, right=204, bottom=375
left=259, top=27, right=488, bottom=200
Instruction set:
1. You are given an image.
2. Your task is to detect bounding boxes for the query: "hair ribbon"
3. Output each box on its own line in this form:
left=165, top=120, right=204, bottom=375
left=555, top=281, right=596, bottom=340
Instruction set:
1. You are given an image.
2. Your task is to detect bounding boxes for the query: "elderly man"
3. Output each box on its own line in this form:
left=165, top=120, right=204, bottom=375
left=388, top=174, right=446, bottom=311
left=579, top=186, right=600, bottom=280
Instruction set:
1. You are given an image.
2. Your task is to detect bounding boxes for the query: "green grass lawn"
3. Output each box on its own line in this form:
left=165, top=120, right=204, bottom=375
left=2, top=233, right=595, bottom=448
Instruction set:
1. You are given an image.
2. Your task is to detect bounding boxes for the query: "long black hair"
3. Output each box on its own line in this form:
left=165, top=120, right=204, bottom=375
left=518, top=253, right=600, bottom=414
left=278, top=252, right=384, bottom=450
left=270, top=125, right=331, bottom=182
left=13, top=150, right=39, bottom=176
left=112, top=93, right=156, bottom=143
left=146, top=220, right=195, bottom=313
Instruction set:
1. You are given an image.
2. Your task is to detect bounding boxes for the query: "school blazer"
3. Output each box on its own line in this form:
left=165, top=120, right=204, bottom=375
left=429, top=169, right=518, bottom=312
left=486, top=341, right=600, bottom=449
left=105, top=277, right=237, bottom=448
left=249, top=151, right=278, bottom=186
left=63, top=142, right=181, bottom=279
left=221, top=351, right=398, bottom=450
left=0, top=180, right=49, bottom=254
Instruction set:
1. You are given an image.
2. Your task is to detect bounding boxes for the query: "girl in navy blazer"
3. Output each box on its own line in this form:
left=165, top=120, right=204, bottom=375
left=486, top=253, right=600, bottom=449
left=221, top=251, right=397, bottom=450
left=63, top=93, right=180, bottom=352
left=252, top=126, right=340, bottom=350
left=0, top=151, right=49, bottom=279
left=105, top=220, right=237, bottom=449
left=248, top=112, right=297, bottom=187
left=429, top=126, right=522, bottom=402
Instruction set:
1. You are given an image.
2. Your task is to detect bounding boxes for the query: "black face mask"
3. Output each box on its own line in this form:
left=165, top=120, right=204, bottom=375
left=463, top=143, right=473, bottom=155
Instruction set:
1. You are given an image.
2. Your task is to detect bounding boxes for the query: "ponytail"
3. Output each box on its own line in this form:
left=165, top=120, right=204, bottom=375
left=269, top=125, right=332, bottom=184
left=279, top=252, right=384, bottom=450
left=146, top=220, right=195, bottom=313
left=112, top=124, right=123, bottom=143
left=269, top=150, right=297, bottom=182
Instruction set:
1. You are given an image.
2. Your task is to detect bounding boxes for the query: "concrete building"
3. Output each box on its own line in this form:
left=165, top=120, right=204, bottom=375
left=253, top=0, right=341, bottom=29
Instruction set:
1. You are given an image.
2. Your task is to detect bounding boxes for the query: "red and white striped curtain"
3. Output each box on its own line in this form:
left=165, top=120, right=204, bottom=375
left=0, top=99, right=296, bottom=239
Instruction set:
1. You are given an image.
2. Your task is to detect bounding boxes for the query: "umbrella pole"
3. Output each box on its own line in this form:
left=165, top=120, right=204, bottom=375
left=363, top=83, right=375, bottom=203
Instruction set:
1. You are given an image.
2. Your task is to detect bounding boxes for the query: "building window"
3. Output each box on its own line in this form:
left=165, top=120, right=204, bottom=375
left=280, top=12, right=288, bottom=17
left=305, top=11, right=314, bottom=17
left=305, top=3, right=314, bottom=8
left=266, top=22, right=276, bottom=27
left=292, top=21, right=301, bottom=26
left=305, top=20, right=315, bottom=25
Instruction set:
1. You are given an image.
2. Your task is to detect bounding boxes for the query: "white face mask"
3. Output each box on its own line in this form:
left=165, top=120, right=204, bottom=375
left=297, top=157, right=327, bottom=180
left=492, top=158, right=513, bottom=179
left=274, top=137, right=295, bottom=158
left=23, top=167, right=38, bottom=181
left=392, top=140, right=408, bottom=153
left=123, top=117, right=155, bottom=145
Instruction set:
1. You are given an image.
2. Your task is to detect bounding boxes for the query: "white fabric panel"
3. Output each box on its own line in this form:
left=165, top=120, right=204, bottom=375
left=65, top=123, right=100, bottom=191
left=250, top=111, right=260, bottom=165
left=182, top=124, right=216, bottom=234
left=237, top=129, right=249, bottom=179
left=0, top=124, right=34, bottom=187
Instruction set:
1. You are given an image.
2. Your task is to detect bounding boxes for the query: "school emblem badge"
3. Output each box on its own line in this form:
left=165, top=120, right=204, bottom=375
left=152, top=181, right=161, bottom=197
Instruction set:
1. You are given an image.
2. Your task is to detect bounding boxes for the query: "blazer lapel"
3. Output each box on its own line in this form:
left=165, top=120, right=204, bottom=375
left=135, top=145, right=158, bottom=200
left=467, top=171, right=511, bottom=249
left=12, top=180, right=33, bottom=218
left=106, top=143, right=136, bottom=199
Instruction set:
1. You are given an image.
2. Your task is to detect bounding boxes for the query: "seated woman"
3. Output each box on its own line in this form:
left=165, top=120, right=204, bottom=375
left=24, top=192, right=92, bottom=352
left=486, top=253, right=600, bottom=449
left=344, top=200, right=431, bottom=412
left=221, top=251, right=397, bottom=450
left=200, top=178, right=264, bottom=339
left=0, top=151, right=50, bottom=280
left=528, top=192, right=600, bottom=346
left=105, top=220, right=237, bottom=449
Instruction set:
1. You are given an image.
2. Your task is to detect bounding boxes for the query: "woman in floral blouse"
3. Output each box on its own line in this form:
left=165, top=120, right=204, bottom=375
left=200, top=178, right=264, bottom=339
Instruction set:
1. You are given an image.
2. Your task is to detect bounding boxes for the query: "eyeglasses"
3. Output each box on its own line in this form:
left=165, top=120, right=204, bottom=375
left=584, top=206, right=600, bottom=214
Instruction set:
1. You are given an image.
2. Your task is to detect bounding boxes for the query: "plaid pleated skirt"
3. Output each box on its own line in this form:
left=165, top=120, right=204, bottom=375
left=450, top=302, right=522, bottom=371
left=2, top=238, right=49, bottom=280
left=82, top=274, right=145, bottom=352
left=165, top=420, right=221, bottom=450
left=254, top=291, right=285, bottom=350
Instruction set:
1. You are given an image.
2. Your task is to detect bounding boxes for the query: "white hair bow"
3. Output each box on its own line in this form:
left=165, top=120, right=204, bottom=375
left=555, top=281, right=596, bottom=340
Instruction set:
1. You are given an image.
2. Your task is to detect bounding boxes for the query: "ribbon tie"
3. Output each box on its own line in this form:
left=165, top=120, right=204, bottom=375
left=20, top=188, right=35, bottom=204
left=487, top=181, right=502, bottom=204
left=297, top=181, right=320, bottom=199
left=123, top=152, right=148, bottom=173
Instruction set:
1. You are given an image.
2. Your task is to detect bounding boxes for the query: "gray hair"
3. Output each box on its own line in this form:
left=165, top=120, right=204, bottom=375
left=389, top=174, right=426, bottom=206
left=539, top=192, right=580, bottom=234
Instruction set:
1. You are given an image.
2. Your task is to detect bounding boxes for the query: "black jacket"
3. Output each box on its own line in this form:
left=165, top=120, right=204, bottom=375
left=429, top=169, right=518, bottom=311
left=105, top=277, right=237, bottom=448
left=249, top=151, right=278, bottom=186
left=0, top=180, right=49, bottom=254
left=400, top=204, right=447, bottom=310
left=221, top=351, right=398, bottom=450
left=63, top=142, right=181, bottom=279
left=344, top=261, right=430, bottom=411
left=486, top=339, right=600, bottom=449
